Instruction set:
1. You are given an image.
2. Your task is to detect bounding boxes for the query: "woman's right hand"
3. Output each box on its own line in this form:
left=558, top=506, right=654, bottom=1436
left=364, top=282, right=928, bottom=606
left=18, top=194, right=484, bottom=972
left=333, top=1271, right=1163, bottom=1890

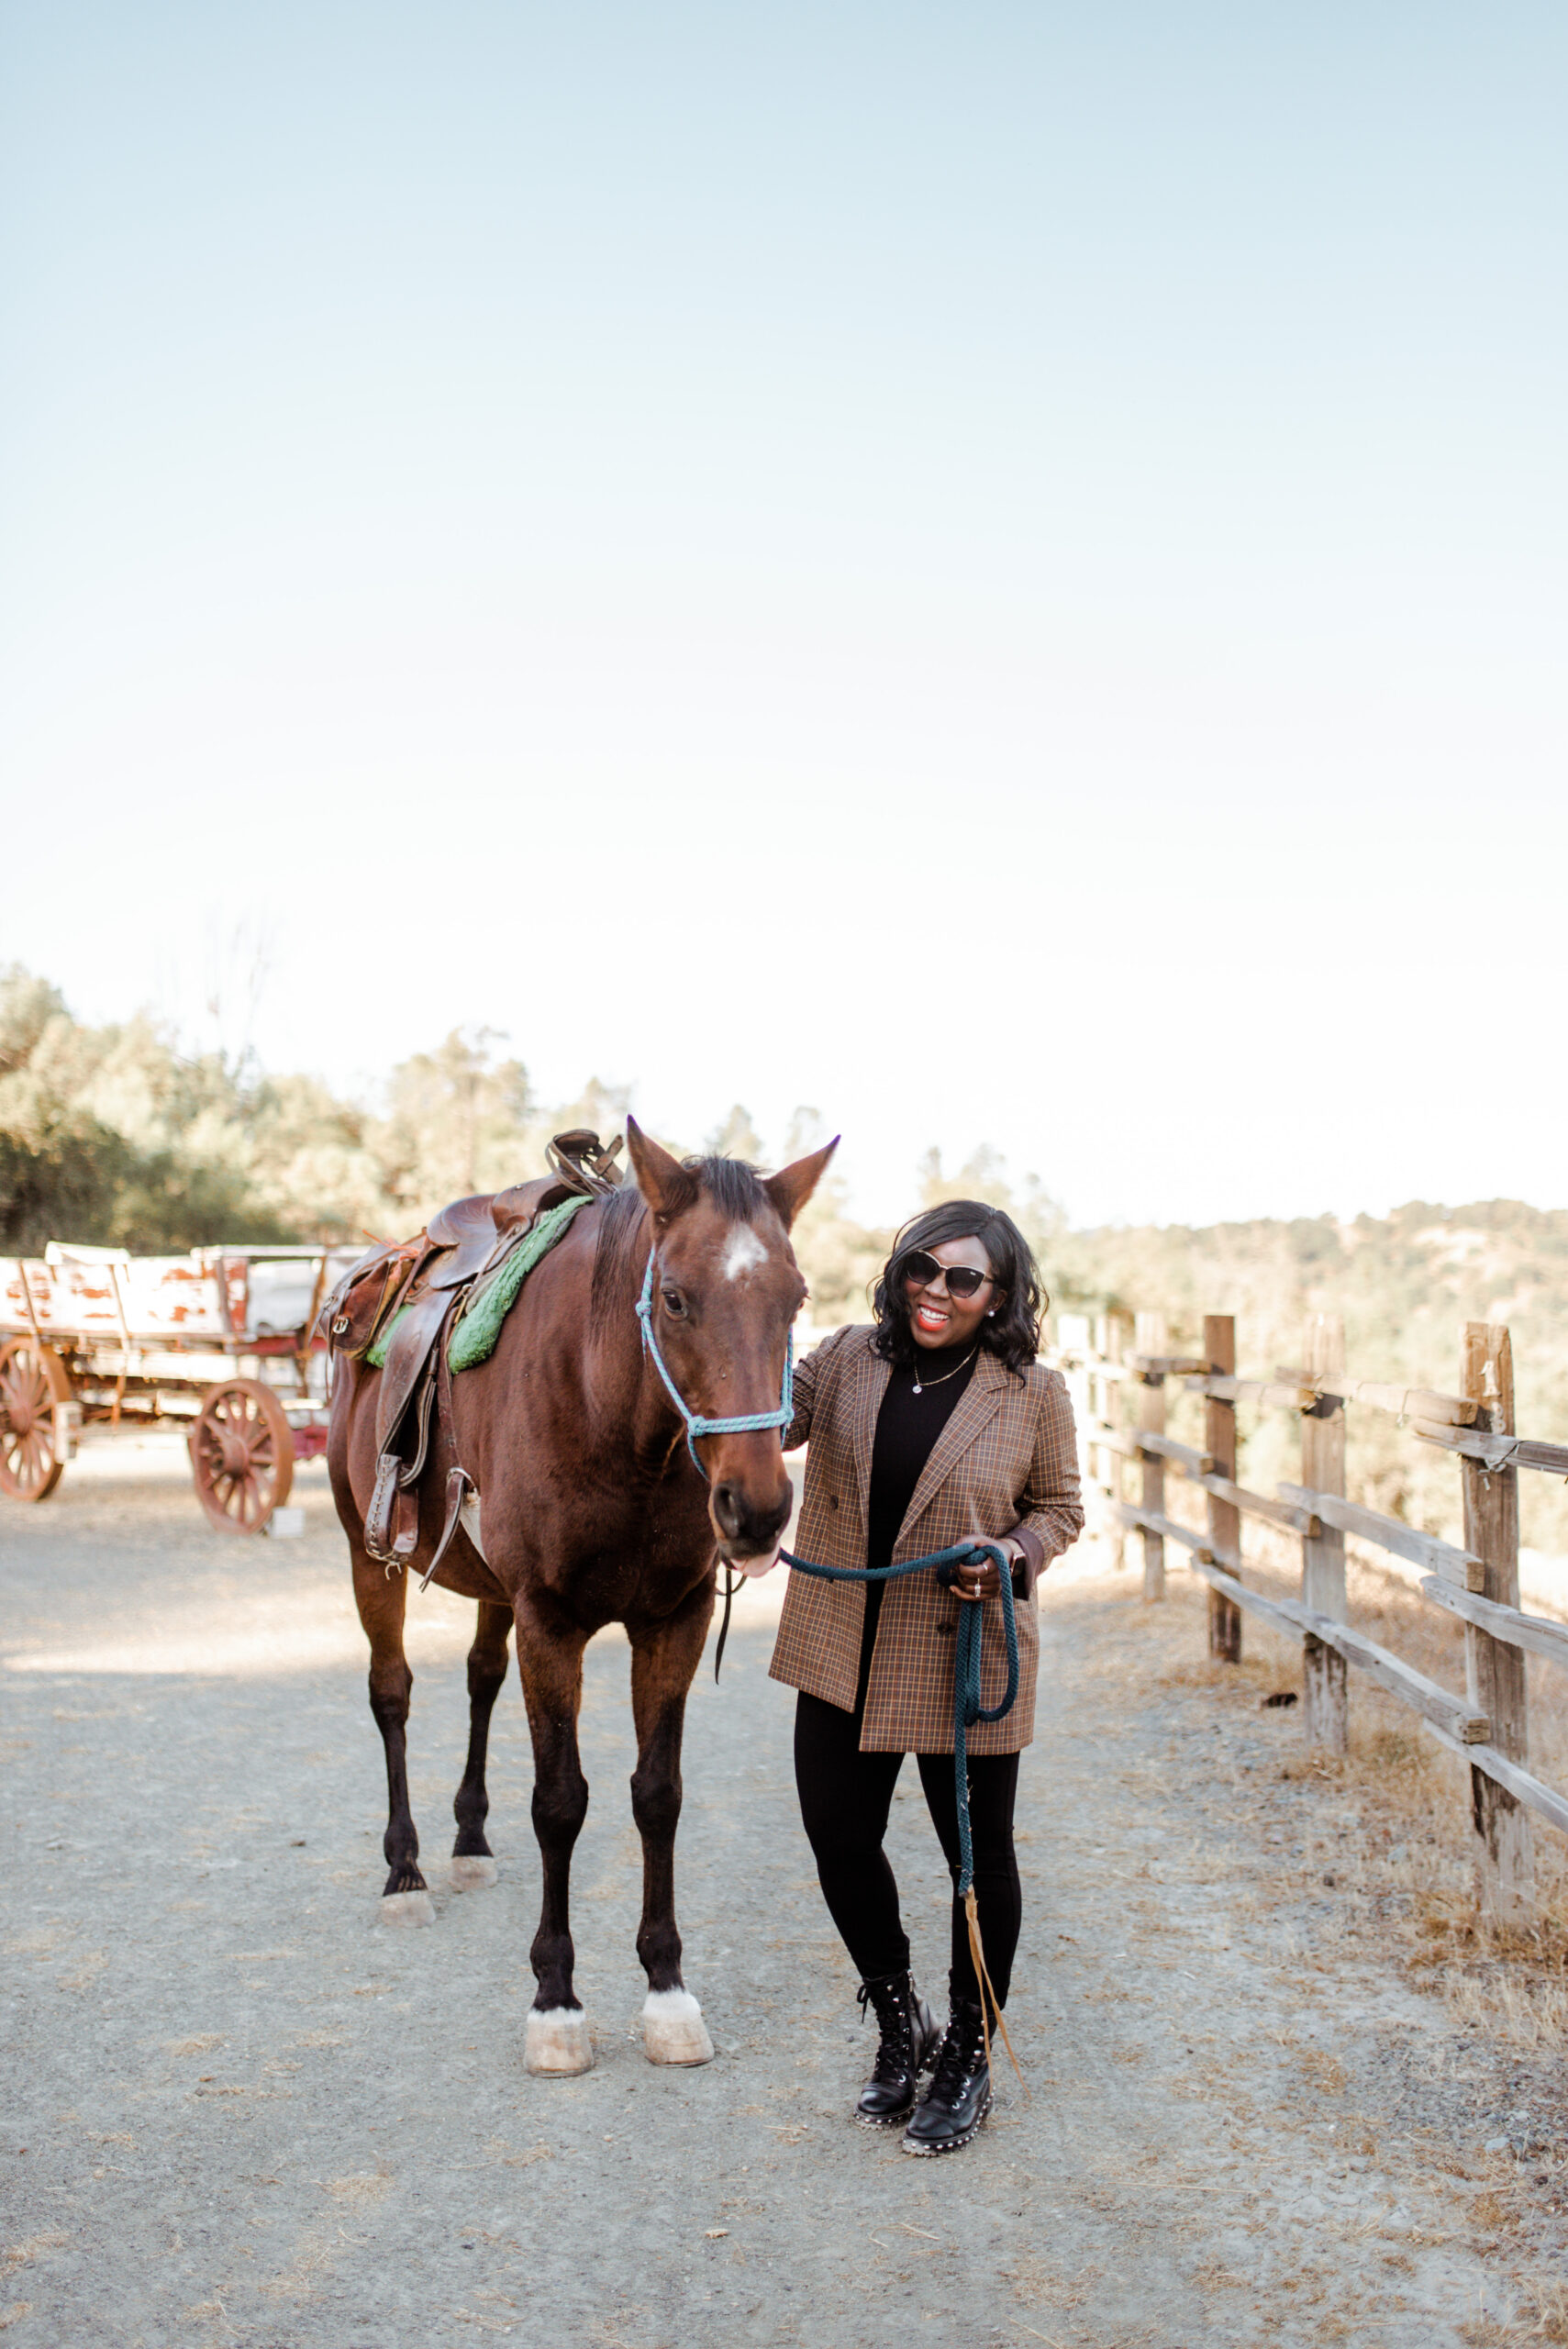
left=952, top=1539, right=1019, bottom=1602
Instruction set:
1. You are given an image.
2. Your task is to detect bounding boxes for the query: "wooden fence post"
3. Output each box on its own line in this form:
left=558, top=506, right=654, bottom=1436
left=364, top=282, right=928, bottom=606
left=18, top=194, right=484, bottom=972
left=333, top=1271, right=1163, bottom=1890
left=1135, top=1309, right=1166, bottom=1603
left=1205, top=1313, right=1241, bottom=1662
left=1462, top=1321, right=1534, bottom=1924
left=1301, top=1314, right=1349, bottom=1754
left=1055, top=1312, right=1095, bottom=1532
left=1095, top=1310, right=1131, bottom=1571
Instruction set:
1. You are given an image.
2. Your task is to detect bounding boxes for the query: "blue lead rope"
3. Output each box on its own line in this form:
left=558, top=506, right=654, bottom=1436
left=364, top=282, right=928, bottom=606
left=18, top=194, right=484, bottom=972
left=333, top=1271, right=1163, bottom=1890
left=779, top=1537, right=1024, bottom=2080
left=778, top=1538, right=1018, bottom=1899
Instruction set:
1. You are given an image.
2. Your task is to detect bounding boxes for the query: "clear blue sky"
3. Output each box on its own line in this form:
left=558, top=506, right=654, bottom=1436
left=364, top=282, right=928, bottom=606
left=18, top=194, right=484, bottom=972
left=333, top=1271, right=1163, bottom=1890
left=3, top=3, right=1564, bottom=1224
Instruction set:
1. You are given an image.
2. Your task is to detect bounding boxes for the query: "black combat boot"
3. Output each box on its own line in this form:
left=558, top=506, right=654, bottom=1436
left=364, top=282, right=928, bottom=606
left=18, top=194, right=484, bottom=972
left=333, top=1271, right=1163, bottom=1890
left=901, top=1995, right=992, bottom=2156
left=854, top=1969, right=940, bottom=2128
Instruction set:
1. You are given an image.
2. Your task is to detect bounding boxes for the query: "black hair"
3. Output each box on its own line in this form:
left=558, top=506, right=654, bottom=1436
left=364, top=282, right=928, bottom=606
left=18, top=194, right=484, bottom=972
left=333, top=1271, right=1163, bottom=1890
left=682, top=1155, right=770, bottom=1219
left=870, top=1198, right=1044, bottom=1378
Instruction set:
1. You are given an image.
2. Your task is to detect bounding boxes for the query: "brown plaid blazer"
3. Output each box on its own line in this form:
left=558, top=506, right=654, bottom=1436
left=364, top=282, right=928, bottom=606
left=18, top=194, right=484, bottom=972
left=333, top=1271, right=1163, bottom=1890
left=768, top=1325, right=1084, bottom=1753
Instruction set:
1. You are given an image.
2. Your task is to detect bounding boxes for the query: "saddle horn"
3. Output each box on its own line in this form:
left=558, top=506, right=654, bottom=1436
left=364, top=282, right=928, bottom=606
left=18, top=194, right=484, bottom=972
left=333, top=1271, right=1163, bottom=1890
left=546, top=1128, right=626, bottom=1197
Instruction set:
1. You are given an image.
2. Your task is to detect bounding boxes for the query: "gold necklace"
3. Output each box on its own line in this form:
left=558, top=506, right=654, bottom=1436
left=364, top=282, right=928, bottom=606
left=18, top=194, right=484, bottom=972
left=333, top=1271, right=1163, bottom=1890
left=910, top=1343, right=979, bottom=1397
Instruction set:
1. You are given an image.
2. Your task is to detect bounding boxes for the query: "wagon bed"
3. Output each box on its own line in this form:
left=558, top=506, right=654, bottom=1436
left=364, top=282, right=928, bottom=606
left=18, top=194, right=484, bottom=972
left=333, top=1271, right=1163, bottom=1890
left=0, top=1240, right=365, bottom=1531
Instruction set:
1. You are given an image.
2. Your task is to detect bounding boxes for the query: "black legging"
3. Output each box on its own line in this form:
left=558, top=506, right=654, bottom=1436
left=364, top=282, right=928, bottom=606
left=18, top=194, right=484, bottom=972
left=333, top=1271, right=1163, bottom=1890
left=794, top=1688, right=1022, bottom=2010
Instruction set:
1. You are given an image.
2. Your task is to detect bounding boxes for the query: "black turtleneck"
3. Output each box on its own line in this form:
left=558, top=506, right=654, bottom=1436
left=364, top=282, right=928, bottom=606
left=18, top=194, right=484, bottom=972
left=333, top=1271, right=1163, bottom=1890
left=854, top=1339, right=980, bottom=1704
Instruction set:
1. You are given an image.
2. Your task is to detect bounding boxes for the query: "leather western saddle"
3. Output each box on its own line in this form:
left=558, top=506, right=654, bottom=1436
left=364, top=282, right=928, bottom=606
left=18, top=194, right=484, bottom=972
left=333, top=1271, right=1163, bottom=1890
left=320, top=1130, right=624, bottom=1571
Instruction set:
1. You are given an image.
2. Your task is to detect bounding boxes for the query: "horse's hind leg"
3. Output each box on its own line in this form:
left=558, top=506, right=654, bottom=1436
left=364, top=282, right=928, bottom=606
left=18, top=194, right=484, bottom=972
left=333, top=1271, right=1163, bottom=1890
left=450, top=1600, right=511, bottom=1890
left=351, top=1546, right=434, bottom=1925
left=628, top=1585, right=715, bottom=2067
left=513, top=1602, right=593, bottom=2076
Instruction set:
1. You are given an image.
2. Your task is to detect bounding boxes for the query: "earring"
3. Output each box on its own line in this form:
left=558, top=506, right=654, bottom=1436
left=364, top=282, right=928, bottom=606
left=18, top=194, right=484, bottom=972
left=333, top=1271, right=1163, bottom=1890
left=986, top=1308, right=996, bottom=1317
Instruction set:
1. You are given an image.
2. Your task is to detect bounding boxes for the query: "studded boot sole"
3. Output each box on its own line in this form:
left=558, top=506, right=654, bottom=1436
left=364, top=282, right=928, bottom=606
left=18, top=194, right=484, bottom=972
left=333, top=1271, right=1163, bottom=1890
left=900, top=2075, right=992, bottom=2155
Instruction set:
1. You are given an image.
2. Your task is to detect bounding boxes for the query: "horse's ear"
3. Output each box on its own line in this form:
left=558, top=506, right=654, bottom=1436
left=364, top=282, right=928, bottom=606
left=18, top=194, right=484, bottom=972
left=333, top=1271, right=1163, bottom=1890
left=625, top=1116, right=698, bottom=1223
left=763, top=1137, right=840, bottom=1231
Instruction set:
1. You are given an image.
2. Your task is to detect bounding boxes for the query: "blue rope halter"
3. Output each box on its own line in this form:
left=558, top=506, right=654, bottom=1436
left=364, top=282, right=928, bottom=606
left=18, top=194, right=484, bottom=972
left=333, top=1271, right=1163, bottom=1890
left=634, top=1249, right=795, bottom=1477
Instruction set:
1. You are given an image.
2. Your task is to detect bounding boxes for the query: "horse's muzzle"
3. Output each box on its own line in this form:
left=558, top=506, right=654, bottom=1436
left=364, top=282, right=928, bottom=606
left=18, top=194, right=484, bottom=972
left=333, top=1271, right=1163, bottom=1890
left=711, top=1479, right=792, bottom=1562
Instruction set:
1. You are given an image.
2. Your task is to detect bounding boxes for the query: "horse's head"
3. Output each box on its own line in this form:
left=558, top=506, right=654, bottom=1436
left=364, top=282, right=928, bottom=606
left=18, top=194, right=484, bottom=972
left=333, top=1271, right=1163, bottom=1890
left=626, top=1117, right=838, bottom=1565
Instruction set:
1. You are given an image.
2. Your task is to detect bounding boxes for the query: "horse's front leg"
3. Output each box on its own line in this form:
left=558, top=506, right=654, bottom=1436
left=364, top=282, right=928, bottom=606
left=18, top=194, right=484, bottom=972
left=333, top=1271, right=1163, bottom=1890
left=628, top=1579, right=716, bottom=2067
left=514, top=1601, right=593, bottom=2076
left=450, top=1599, right=512, bottom=1889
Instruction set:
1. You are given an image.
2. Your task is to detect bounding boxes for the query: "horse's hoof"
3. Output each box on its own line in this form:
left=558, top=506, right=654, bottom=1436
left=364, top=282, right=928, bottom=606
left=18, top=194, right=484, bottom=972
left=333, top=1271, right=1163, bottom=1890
left=450, top=1855, right=498, bottom=1890
left=378, top=1890, right=435, bottom=1927
left=525, top=2008, right=594, bottom=2076
left=641, top=1988, right=715, bottom=2067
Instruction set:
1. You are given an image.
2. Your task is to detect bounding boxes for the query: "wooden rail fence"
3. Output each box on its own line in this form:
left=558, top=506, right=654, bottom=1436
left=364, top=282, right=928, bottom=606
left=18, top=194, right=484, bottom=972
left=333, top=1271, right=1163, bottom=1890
left=1049, top=1311, right=1568, bottom=1924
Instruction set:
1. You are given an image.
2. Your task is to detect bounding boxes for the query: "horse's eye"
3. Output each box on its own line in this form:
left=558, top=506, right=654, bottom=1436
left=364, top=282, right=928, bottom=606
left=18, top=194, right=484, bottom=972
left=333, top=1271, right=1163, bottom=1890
left=662, top=1289, right=686, bottom=1317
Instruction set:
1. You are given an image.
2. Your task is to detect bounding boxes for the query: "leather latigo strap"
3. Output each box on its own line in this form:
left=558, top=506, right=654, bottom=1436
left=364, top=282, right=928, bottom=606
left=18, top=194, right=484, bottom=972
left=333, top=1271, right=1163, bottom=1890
left=364, top=1288, right=455, bottom=1568
left=373, top=1289, right=450, bottom=1459
left=419, top=1328, right=476, bottom=1591
left=364, top=1451, right=403, bottom=1564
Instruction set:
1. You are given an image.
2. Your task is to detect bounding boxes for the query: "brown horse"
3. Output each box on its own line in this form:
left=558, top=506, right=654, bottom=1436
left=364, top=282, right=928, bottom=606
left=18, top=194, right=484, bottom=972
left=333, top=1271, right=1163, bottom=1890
left=327, top=1119, right=835, bottom=2075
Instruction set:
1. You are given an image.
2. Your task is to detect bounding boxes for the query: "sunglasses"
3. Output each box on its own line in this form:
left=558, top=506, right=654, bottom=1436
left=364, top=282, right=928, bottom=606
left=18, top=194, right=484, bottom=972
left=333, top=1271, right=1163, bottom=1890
left=899, top=1251, right=997, bottom=1303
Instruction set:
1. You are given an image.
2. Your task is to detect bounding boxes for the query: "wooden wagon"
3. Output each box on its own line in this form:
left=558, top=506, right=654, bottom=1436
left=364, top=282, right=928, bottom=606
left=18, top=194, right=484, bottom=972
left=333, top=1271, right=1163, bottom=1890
left=0, top=1240, right=364, bottom=1531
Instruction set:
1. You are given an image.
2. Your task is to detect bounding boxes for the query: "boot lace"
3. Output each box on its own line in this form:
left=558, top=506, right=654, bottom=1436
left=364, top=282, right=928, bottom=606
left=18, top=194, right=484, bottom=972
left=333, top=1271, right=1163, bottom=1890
left=858, top=1978, right=914, bottom=2085
left=929, top=2008, right=985, bottom=2101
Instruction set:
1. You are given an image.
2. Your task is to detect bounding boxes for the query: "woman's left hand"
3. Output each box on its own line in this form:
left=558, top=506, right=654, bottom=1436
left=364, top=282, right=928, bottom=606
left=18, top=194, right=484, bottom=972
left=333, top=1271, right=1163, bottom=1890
left=953, top=1540, right=1020, bottom=1602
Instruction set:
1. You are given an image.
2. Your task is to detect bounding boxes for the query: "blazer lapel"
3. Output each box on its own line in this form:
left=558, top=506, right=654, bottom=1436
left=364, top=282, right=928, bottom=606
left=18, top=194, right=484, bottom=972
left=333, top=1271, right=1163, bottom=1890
left=850, top=1336, right=892, bottom=1532
left=897, top=1352, right=1010, bottom=1549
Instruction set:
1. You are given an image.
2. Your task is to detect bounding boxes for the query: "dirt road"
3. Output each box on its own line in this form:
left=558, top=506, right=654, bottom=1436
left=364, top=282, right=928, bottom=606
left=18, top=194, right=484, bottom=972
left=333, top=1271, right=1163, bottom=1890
left=3, top=1435, right=1565, bottom=2346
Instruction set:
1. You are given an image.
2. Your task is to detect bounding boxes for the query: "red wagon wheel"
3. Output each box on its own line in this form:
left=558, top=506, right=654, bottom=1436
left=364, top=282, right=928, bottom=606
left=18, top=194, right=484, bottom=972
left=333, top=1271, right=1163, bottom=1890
left=0, top=1337, right=72, bottom=1503
left=189, top=1377, right=295, bottom=1534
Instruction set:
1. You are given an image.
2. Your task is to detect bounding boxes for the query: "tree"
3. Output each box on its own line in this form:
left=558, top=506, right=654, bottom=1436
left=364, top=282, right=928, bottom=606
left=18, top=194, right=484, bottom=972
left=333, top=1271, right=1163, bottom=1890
left=704, top=1104, right=765, bottom=1163
left=377, top=1029, right=532, bottom=1219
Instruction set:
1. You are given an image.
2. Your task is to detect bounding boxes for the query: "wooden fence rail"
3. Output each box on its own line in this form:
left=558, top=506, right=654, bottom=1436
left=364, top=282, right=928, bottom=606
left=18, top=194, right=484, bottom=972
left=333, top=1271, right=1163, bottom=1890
left=1051, top=1310, right=1565, bottom=1925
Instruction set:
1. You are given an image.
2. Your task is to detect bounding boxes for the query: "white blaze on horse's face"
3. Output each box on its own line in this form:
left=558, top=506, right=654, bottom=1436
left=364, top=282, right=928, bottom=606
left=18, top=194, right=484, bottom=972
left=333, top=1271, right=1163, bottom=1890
left=721, top=1224, right=770, bottom=1282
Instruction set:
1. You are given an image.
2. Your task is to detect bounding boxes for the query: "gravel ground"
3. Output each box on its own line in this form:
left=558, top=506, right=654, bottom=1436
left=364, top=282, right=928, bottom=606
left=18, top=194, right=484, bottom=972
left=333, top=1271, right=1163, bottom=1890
left=3, top=1434, right=1566, bottom=2346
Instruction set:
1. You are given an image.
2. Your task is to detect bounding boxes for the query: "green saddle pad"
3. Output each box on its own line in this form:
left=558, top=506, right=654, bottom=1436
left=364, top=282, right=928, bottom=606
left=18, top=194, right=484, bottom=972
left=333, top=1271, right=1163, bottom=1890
left=366, top=1192, right=594, bottom=1373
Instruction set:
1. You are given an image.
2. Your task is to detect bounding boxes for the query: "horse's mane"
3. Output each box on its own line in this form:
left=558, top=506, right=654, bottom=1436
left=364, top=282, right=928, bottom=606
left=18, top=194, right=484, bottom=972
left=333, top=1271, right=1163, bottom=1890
left=588, top=1156, right=773, bottom=1336
left=691, top=1155, right=773, bottom=1220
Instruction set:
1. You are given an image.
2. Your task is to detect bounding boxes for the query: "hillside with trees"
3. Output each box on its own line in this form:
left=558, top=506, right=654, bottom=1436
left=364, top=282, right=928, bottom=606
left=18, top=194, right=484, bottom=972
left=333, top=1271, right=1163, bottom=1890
left=4, top=962, right=1563, bottom=1545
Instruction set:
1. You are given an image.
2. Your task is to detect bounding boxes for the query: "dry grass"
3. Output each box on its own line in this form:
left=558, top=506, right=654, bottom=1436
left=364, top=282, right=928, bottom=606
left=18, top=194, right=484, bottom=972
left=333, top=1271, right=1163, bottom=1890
left=317, top=2172, right=390, bottom=2204
left=1087, top=1512, right=1568, bottom=2054
left=1310, top=1569, right=1568, bottom=2054
left=0, top=2235, right=66, bottom=2278
left=1460, top=2282, right=1568, bottom=2344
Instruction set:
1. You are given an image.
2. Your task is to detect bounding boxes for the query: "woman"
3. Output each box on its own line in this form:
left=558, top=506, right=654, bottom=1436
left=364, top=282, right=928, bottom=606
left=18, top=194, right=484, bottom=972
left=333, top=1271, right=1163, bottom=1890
left=769, top=1199, right=1083, bottom=2156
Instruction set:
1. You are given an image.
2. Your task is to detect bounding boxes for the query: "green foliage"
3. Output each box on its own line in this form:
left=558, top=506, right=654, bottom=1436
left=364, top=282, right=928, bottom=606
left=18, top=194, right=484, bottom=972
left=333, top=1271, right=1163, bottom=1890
left=0, top=968, right=294, bottom=1251
left=4, top=968, right=1563, bottom=1553
left=918, top=1144, right=1065, bottom=1272
left=704, top=1104, right=765, bottom=1163
left=379, top=1028, right=533, bottom=1219
left=1052, top=1205, right=1568, bottom=1553
left=0, top=970, right=625, bottom=1253
left=777, top=1105, right=892, bottom=1328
